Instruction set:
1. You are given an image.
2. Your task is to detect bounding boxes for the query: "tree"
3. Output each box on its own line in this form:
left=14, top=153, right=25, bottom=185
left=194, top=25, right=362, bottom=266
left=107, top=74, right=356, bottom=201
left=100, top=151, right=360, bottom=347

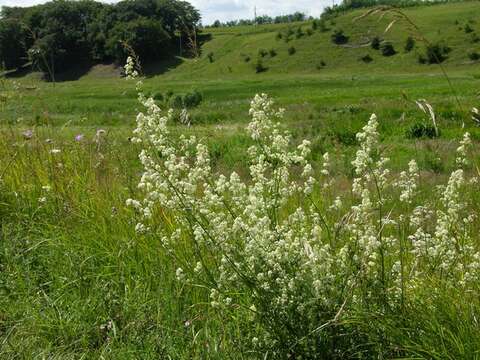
left=106, top=18, right=170, bottom=63
left=0, top=0, right=201, bottom=76
left=0, top=20, right=27, bottom=69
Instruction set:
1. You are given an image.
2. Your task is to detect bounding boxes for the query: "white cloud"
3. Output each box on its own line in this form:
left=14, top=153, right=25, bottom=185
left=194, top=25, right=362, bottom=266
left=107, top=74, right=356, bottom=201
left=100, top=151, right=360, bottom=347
left=0, top=0, right=332, bottom=24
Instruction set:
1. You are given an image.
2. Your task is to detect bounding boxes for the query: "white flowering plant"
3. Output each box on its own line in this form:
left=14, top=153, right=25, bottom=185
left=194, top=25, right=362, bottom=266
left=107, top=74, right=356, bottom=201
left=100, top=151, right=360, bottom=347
left=125, top=57, right=480, bottom=356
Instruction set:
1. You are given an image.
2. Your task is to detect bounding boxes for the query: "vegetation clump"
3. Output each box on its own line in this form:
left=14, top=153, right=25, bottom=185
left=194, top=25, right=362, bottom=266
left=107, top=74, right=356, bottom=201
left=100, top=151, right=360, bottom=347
left=419, top=42, right=450, bottom=64
left=381, top=42, right=396, bottom=56
left=258, top=49, right=268, bottom=58
left=360, top=54, right=373, bottom=63
left=331, top=29, right=349, bottom=45
left=468, top=51, right=480, bottom=61
left=405, top=36, right=415, bottom=52
left=371, top=36, right=381, bottom=50
left=406, top=122, right=439, bottom=139
left=255, top=58, right=268, bottom=73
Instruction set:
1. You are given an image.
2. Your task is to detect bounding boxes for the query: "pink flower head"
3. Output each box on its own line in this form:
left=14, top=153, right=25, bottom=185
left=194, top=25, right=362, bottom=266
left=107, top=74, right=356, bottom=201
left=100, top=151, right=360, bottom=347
left=22, top=129, right=33, bottom=140
left=75, top=134, right=84, bottom=142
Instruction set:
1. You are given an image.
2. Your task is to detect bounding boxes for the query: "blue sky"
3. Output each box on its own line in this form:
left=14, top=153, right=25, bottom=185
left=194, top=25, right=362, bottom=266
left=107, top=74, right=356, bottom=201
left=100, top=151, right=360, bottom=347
left=0, top=0, right=334, bottom=24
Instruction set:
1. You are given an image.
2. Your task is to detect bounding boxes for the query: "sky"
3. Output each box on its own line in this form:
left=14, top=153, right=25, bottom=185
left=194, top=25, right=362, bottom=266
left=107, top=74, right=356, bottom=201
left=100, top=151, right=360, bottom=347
left=0, top=0, right=334, bottom=24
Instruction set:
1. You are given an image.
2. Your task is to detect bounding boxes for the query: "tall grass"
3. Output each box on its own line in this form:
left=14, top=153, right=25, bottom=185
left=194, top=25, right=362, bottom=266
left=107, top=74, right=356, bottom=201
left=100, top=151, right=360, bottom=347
left=0, top=57, right=479, bottom=358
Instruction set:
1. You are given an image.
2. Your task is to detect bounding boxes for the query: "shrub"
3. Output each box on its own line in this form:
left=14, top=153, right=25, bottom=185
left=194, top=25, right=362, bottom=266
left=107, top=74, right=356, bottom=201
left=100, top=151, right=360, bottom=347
left=471, top=33, right=480, bottom=43
left=296, top=27, right=304, bottom=39
left=420, top=43, right=450, bottom=64
left=468, top=51, right=480, bottom=61
left=170, top=94, right=184, bottom=108
left=371, top=36, right=381, bottom=50
left=284, top=27, right=294, bottom=42
left=254, top=58, right=267, bottom=73
left=465, top=24, right=474, bottom=33
left=316, top=60, right=327, bottom=70
left=243, top=54, right=251, bottom=63
left=269, top=49, right=277, bottom=57
left=381, top=42, right=396, bottom=56
left=406, top=122, right=439, bottom=139
left=147, top=91, right=164, bottom=102
left=288, top=46, right=296, bottom=55
left=258, top=49, right=268, bottom=58
left=360, top=54, right=373, bottom=63
left=312, top=19, right=318, bottom=30
left=331, top=29, right=348, bottom=45
left=329, top=129, right=358, bottom=145
left=183, top=90, right=203, bottom=108
left=276, top=32, right=283, bottom=40
left=207, top=52, right=214, bottom=63
left=306, top=28, right=314, bottom=36
left=405, top=36, right=415, bottom=52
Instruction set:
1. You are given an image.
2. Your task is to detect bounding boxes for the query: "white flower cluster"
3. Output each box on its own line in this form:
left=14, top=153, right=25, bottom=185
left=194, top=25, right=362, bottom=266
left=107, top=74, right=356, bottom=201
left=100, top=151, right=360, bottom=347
left=125, top=56, right=479, bottom=350
left=124, top=56, right=139, bottom=80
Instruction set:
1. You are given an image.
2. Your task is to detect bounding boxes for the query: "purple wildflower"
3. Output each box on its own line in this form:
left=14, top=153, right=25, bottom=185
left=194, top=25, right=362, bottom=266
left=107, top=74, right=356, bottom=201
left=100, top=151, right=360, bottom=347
left=22, top=129, right=33, bottom=140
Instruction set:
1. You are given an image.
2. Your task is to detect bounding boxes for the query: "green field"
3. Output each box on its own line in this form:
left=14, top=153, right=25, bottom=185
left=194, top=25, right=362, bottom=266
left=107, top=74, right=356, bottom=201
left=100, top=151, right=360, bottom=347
left=1, top=1, right=480, bottom=358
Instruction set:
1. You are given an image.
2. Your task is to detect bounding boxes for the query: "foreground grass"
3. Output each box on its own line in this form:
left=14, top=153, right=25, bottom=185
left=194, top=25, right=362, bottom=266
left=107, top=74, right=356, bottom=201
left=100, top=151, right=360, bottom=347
left=1, top=110, right=480, bottom=357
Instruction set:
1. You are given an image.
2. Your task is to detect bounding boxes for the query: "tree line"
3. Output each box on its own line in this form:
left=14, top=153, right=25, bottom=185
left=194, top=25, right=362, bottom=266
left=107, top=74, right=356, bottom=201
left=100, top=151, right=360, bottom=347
left=0, top=0, right=200, bottom=75
left=207, top=12, right=309, bottom=28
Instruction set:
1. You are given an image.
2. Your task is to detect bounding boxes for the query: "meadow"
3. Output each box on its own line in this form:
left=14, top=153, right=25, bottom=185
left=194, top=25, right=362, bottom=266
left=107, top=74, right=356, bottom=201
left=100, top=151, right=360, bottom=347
left=1, top=2, right=480, bottom=358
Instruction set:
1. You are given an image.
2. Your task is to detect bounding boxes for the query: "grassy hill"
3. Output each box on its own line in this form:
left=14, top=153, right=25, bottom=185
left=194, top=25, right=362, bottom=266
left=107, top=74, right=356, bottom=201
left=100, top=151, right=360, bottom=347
left=154, top=1, right=480, bottom=80
left=2, top=1, right=478, bottom=129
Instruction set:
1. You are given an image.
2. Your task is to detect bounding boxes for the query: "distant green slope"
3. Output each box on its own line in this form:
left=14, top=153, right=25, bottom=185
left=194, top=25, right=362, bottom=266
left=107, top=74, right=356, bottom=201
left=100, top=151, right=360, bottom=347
left=152, top=2, right=480, bottom=80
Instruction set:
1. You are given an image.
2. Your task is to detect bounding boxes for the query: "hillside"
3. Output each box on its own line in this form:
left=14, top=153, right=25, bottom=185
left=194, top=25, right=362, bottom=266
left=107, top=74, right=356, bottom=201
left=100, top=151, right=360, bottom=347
left=149, top=1, right=480, bottom=80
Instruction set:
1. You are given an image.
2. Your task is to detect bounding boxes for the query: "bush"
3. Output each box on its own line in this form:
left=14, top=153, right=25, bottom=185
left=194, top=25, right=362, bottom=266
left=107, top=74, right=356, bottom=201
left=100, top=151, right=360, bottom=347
left=255, top=58, right=267, bottom=73
left=406, top=122, right=439, bottom=139
left=468, top=51, right=480, bottom=61
left=465, top=24, right=474, bottom=33
left=312, top=20, right=318, bottom=30
left=296, top=27, right=304, bottom=39
left=242, top=54, right=251, bottom=63
left=207, top=52, right=214, bottom=63
left=371, top=37, right=381, bottom=50
left=288, top=46, right=296, bottom=55
left=381, top=42, right=396, bottom=56
left=170, top=94, right=184, bottom=108
left=405, top=36, right=415, bottom=52
left=258, top=49, right=268, bottom=58
left=420, top=42, right=450, bottom=64
left=360, top=54, right=373, bottom=63
left=269, top=49, right=277, bottom=57
left=183, top=90, right=203, bottom=108
left=331, top=29, right=348, bottom=45
left=306, top=28, right=314, bottom=36
left=276, top=32, right=283, bottom=40
left=284, top=27, right=294, bottom=42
